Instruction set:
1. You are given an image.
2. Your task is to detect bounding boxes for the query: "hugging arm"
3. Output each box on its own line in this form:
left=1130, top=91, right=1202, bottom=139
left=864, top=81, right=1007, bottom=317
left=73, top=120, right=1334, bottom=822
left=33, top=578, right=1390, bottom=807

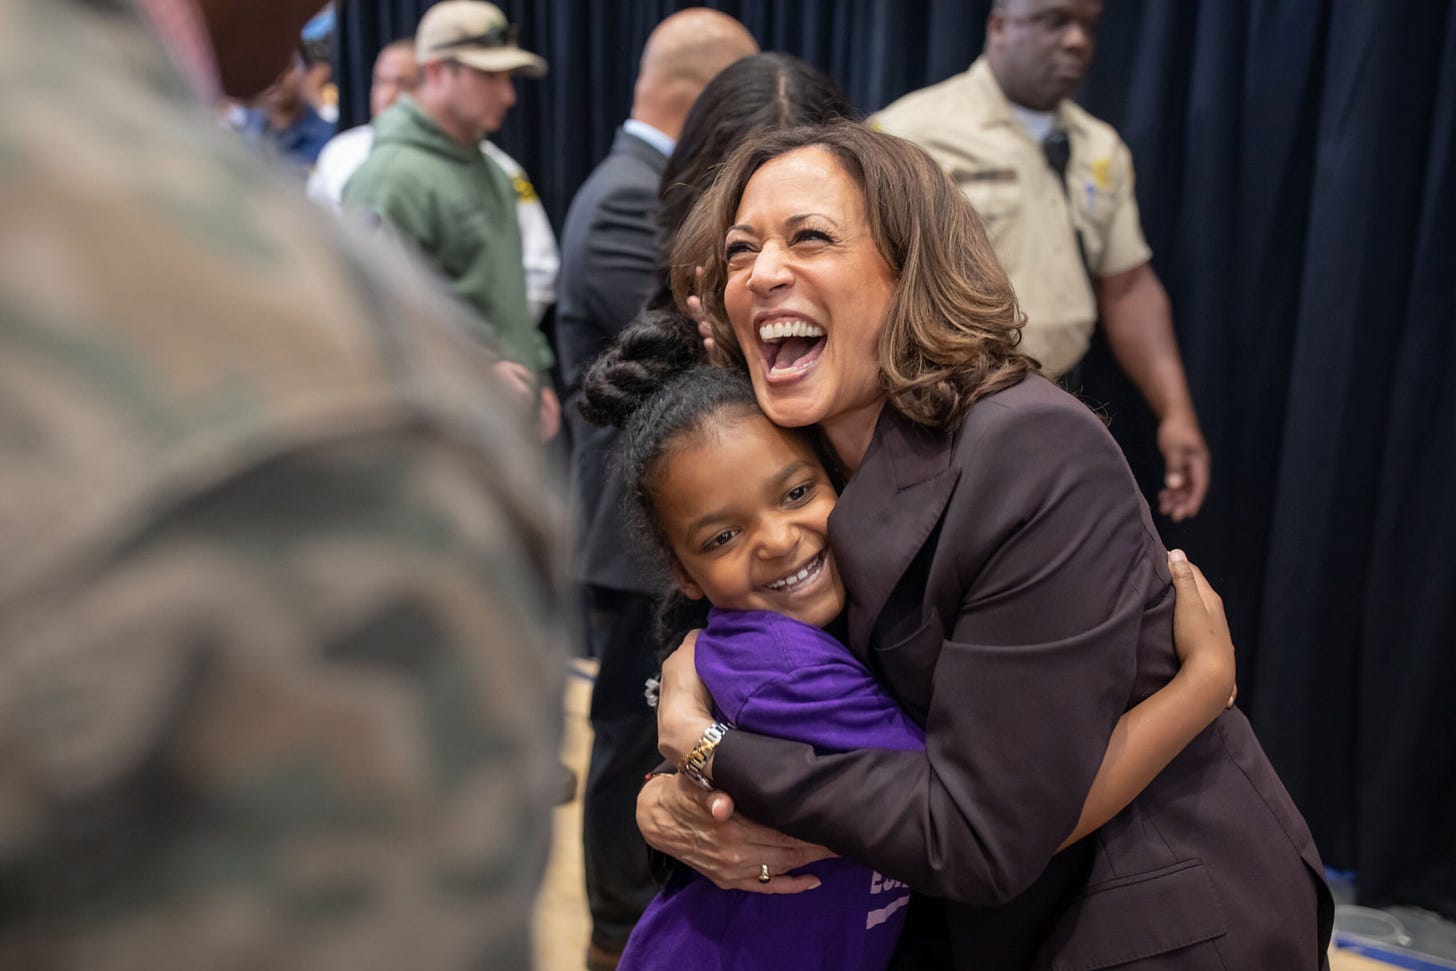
left=661, top=404, right=1231, bottom=905
left=1056, top=551, right=1232, bottom=848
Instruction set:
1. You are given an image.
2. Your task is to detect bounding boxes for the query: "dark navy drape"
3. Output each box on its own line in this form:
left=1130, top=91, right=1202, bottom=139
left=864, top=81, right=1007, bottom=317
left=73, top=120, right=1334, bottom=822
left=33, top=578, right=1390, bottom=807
left=337, top=0, right=1456, bottom=916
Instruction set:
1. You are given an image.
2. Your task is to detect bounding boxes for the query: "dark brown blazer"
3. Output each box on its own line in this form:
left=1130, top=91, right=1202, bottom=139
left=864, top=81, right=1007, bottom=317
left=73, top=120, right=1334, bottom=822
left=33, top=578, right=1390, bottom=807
left=713, top=375, right=1333, bottom=970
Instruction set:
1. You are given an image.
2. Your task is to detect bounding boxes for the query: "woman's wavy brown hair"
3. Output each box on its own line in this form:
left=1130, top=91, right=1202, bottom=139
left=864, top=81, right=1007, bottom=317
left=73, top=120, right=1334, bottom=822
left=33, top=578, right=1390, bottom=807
left=669, top=121, right=1033, bottom=431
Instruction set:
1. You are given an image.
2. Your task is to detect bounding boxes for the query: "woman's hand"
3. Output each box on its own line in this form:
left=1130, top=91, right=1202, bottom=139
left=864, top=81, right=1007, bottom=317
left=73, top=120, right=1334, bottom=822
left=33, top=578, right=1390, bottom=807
left=656, top=630, right=717, bottom=765
left=686, top=266, right=733, bottom=368
left=646, top=630, right=835, bottom=892
left=636, top=774, right=833, bottom=893
left=1168, top=549, right=1237, bottom=711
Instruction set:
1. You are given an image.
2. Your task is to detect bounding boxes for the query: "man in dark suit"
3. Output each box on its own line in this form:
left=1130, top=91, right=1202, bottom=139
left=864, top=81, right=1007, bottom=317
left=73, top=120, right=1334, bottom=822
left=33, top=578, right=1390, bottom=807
left=554, top=9, right=757, bottom=969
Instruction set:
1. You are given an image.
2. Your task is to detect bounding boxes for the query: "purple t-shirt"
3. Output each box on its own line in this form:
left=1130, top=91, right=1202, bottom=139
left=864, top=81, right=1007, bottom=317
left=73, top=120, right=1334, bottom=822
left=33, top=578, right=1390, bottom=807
left=618, top=608, right=925, bottom=971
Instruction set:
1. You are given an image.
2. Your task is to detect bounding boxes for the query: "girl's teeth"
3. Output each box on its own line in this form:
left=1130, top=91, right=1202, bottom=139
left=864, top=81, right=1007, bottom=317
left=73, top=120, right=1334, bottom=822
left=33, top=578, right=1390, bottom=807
left=768, top=553, right=822, bottom=590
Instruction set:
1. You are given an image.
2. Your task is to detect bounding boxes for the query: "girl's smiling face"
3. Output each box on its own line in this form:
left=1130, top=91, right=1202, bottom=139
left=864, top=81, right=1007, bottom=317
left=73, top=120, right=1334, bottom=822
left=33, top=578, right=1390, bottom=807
left=653, top=410, right=846, bottom=629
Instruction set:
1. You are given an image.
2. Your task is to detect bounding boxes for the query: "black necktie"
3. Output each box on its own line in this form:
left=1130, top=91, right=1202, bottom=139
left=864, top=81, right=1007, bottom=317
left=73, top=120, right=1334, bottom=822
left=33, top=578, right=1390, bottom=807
left=1041, top=127, right=1094, bottom=285
left=1042, top=128, right=1072, bottom=185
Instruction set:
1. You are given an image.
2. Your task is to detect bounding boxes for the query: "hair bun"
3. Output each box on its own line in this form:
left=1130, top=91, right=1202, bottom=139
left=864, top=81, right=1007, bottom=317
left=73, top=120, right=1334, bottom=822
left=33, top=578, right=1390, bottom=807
left=580, top=308, right=710, bottom=428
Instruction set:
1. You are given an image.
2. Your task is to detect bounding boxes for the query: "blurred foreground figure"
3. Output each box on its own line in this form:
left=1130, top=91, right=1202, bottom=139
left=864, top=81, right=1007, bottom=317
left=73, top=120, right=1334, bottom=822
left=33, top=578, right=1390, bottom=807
left=0, top=1, right=568, bottom=968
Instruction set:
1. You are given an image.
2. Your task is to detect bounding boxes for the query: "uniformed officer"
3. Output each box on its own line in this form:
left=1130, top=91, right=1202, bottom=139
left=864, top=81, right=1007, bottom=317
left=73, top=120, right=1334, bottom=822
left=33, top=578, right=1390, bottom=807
left=874, top=0, right=1210, bottom=521
left=0, top=1, right=568, bottom=967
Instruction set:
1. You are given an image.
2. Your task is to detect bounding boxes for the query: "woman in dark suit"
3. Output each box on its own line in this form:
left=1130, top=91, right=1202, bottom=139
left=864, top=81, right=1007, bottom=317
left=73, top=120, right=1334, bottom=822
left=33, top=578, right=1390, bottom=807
left=640, top=122, right=1333, bottom=969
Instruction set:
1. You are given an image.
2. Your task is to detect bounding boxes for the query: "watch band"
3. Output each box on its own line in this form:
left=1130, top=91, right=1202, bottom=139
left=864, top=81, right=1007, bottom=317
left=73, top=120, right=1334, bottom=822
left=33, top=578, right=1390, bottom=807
left=678, top=722, right=729, bottom=790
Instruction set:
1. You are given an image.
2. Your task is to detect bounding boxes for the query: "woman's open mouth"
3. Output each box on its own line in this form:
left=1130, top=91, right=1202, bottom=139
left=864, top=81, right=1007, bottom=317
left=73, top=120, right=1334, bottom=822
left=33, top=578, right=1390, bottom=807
left=757, top=318, right=827, bottom=381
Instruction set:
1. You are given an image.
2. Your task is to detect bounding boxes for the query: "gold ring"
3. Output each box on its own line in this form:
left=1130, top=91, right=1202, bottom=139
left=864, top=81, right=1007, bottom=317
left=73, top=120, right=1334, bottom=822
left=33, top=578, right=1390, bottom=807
left=758, top=863, right=772, bottom=884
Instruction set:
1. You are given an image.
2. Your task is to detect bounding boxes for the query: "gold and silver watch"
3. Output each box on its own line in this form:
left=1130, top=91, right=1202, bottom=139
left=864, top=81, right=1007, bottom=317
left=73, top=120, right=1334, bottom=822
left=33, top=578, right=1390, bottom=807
left=678, top=722, right=730, bottom=790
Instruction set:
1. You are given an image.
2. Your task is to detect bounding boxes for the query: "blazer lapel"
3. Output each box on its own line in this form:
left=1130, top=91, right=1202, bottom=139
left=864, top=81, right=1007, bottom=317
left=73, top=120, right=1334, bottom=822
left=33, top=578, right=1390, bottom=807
left=829, top=408, right=960, bottom=656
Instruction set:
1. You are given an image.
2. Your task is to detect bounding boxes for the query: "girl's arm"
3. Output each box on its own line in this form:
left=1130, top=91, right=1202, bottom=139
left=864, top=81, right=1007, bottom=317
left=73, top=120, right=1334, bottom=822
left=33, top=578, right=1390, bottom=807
left=1057, top=550, right=1234, bottom=849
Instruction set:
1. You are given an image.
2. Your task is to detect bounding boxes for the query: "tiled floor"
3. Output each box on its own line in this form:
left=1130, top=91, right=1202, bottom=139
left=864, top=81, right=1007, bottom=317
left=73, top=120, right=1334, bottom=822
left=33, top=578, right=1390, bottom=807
left=530, top=660, right=1441, bottom=971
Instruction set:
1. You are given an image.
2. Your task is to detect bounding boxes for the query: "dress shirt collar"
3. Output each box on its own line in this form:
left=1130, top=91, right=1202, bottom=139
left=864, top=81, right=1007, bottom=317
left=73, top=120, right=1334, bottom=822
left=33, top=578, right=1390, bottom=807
left=966, top=56, right=1084, bottom=138
left=1009, top=103, right=1056, bottom=141
left=622, top=118, right=676, bottom=158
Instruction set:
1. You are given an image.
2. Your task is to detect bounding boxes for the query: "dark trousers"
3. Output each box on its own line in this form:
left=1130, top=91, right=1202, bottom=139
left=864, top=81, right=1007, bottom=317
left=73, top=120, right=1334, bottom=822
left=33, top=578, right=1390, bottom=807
left=581, top=585, right=662, bottom=948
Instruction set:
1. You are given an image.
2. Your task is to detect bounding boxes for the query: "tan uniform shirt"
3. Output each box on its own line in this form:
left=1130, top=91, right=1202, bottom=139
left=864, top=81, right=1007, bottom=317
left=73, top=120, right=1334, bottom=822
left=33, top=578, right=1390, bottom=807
left=873, top=57, right=1152, bottom=378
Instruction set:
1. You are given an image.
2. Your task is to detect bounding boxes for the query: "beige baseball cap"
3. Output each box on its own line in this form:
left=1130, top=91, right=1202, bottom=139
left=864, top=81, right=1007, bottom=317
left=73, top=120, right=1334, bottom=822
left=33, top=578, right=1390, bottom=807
left=416, top=1, right=548, bottom=78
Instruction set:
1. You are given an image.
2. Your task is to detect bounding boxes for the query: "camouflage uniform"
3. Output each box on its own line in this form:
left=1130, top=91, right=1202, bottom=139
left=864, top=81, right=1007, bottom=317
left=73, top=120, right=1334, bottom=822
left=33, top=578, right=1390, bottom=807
left=0, top=1, right=569, bottom=968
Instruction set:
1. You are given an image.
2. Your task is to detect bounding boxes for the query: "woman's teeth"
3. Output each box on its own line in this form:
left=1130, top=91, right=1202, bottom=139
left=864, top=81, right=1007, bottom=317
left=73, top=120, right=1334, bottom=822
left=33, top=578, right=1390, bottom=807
left=766, top=552, right=824, bottom=591
left=758, top=320, right=825, bottom=342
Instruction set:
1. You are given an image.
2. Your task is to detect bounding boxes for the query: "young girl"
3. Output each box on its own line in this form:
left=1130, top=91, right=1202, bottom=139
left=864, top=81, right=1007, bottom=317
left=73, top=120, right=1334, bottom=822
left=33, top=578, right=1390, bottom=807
left=581, top=312, right=1237, bottom=971
left=586, top=328, right=922, bottom=971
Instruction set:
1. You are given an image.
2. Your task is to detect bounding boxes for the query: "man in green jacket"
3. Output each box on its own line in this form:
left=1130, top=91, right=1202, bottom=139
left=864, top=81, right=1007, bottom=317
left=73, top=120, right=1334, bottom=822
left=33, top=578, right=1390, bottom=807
left=345, top=0, right=559, bottom=438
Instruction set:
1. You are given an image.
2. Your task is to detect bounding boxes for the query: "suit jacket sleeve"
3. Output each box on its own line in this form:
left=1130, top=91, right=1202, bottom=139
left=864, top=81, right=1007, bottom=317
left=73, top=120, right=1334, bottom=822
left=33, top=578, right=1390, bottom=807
left=712, top=399, right=1156, bottom=905
left=582, top=178, right=660, bottom=339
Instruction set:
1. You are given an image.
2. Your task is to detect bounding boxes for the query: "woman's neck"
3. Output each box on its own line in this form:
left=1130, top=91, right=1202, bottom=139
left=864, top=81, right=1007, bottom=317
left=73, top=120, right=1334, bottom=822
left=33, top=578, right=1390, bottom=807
left=821, top=399, right=886, bottom=477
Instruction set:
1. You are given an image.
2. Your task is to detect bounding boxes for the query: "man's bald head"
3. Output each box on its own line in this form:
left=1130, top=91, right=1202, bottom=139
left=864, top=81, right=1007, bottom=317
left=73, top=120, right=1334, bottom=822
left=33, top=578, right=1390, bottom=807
left=631, top=8, right=758, bottom=140
left=638, top=8, right=759, bottom=91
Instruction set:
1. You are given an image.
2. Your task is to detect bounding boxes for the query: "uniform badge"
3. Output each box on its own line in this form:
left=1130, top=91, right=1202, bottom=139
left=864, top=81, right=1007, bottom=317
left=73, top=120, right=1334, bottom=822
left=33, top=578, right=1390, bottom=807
left=511, top=173, right=539, bottom=203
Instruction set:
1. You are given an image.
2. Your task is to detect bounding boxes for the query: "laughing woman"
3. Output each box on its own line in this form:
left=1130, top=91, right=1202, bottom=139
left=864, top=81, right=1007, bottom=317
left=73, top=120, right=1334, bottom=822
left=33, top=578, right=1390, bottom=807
left=639, top=122, right=1333, bottom=969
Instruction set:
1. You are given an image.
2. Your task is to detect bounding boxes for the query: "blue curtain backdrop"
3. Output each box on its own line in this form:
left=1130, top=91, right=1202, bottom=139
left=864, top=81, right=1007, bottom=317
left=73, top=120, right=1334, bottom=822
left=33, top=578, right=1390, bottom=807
left=337, top=0, right=1456, bottom=916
